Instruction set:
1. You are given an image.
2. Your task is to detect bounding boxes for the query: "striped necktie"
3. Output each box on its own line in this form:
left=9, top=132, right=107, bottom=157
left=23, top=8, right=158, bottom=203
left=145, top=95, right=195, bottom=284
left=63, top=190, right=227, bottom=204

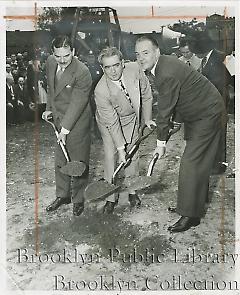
left=201, top=56, right=208, bottom=71
left=119, top=79, right=133, bottom=108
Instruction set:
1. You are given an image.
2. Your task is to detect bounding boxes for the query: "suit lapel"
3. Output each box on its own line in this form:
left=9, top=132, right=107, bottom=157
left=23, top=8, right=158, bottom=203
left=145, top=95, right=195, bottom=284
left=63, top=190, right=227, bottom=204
left=123, top=69, right=139, bottom=110
left=49, top=57, right=77, bottom=98
left=48, top=59, right=57, bottom=96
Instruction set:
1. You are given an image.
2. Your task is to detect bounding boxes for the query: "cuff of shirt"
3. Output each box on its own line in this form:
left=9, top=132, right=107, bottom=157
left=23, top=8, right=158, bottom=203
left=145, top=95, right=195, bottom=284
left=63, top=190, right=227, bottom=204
left=61, top=127, right=70, bottom=135
left=172, top=121, right=181, bottom=126
left=117, top=145, right=125, bottom=151
left=157, top=140, right=166, bottom=147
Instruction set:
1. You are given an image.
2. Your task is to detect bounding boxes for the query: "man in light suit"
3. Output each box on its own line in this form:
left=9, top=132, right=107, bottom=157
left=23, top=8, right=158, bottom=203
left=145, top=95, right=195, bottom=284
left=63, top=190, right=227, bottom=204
left=178, top=38, right=201, bottom=71
left=42, top=35, right=92, bottom=216
left=135, top=36, right=227, bottom=232
left=94, top=47, right=155, bottom=214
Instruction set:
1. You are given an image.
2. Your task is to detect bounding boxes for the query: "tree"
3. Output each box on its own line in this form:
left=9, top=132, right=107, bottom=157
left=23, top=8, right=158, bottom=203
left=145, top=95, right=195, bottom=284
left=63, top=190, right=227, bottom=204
left=37, top=7, right=77, bottom=34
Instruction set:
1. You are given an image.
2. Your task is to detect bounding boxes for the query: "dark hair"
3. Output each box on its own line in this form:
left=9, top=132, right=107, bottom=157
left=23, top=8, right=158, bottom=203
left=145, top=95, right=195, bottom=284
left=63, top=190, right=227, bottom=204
left=51, top=35, right=73, bottom=51
left=179, top=38, right=188, bottom=48
left=190, top=32, right=214, bottom=54
left=98, top=47, right=123, bottom=65
left=135, top=35, right=159, bottom=48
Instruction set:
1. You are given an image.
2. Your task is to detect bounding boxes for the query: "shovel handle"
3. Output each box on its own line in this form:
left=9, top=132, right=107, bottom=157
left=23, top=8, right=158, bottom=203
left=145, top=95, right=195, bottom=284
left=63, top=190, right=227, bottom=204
left=59, top=141, right=70, bottom=162
left=45, top=116, right=70, bottom=162
left=147, top=153, right=159, bottom=176
left=111, top=125, right=156, bottom=184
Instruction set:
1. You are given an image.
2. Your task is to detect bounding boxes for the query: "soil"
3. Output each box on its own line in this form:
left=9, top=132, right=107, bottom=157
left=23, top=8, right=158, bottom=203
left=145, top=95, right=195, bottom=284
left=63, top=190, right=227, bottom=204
left=6, top=115, right=235, bottom=292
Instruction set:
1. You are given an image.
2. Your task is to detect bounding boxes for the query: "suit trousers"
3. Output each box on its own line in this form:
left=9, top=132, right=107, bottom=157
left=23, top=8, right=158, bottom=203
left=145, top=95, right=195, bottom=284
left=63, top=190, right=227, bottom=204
left=97, top=118, right=139, bottom=202
left=177, top=125, right=222, bottom=218
left=55, top=142, right=89, bottom=204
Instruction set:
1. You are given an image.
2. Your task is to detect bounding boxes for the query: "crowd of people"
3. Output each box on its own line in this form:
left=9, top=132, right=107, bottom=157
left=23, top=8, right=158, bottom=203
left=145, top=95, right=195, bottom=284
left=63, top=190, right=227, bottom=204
left=6, top=50, right=49, bottom=125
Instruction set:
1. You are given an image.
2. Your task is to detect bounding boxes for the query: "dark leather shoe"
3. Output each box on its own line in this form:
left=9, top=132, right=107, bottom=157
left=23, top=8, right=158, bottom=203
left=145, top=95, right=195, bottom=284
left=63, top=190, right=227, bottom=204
left=128, top=193, right=141, bottom=209
left=103, top=201, right=116, bottom=214
left=46, top=197, right=71, bottom=212
left=168, top=206, right=177, bottom=213
left=168, top=216, right=200, bottom=233
left=73, top=202, right=84, bottom=216
left=211, top=163, right=226, bottom=175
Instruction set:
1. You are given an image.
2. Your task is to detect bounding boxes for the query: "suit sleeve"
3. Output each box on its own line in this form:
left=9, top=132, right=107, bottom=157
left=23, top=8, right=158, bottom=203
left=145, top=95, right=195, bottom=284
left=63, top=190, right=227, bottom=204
left=156, top=77, right=181, bottom=140
left=139, top=68, right=153, bottom=123
left=45, top=60, right=52, bottom=112
left=94, top=87, right=126, bottom=148
left=61, top=66, right=92, bottom=131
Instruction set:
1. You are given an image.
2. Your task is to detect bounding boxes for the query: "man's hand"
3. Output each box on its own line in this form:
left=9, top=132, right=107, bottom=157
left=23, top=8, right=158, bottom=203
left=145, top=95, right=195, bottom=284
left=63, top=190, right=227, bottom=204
left=29, top=102, right=35, bottom=110
left=42, top=110, right=52, bottom=121
left=145, top=120, right=157, bottom=130
left=118, top=148, right=126, bottom=163
left=57, top=131, right=67, bottom=145
left=169, top=121, right=181, bottom=135
left=153, top=146, right=166, bottom=158
left=17, top=100, right=24, bottom=106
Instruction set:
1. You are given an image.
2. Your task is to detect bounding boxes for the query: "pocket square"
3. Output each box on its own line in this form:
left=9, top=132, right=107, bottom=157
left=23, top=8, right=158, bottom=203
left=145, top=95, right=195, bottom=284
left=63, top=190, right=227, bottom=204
left=66, top=84, right=71, bottom=88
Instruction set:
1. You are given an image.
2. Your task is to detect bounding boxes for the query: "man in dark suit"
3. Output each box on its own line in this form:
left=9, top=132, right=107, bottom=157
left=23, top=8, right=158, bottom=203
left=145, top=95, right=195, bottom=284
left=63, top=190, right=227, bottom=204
left=193, top=33, right=234, bottom=174
left=6, top=75, right=24, bottom=124
left=14, top=76, right=30, bottom=123
left=135, top=36, right=226, bottom=233
left=42, top=35, right=92, bottom=216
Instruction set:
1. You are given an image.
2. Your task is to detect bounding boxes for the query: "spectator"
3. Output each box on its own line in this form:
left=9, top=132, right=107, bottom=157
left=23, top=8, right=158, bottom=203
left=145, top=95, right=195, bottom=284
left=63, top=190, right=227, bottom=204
left=178, top=38, right=201, bottom=70
left=6, top=75, right=24, bottom=124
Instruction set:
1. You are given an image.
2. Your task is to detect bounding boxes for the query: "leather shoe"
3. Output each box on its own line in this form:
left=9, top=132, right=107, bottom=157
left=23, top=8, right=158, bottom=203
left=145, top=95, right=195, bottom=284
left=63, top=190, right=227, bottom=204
left=103, top=201, right=117, bottom=214
left=211, top=163, right=226, bottom=175
left=168, top=206, right=177, bottom=213
left=168, top=216, right=200, bottom=233
left=73, top=202, right=84, bottom=216
left=46, top=197, right=71, bottom=212
left=128, top=193, right=141, bottom=209
left=103, top=201, right=116, bottom=214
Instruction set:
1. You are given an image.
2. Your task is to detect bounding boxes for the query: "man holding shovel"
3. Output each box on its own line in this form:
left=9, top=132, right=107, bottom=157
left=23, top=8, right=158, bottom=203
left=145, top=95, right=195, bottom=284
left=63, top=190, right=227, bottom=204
left=42, top=35, right=92, bottom=216
left=135, top=36, right=226, bottom=232
left=94, top=47, right=155, bottom=214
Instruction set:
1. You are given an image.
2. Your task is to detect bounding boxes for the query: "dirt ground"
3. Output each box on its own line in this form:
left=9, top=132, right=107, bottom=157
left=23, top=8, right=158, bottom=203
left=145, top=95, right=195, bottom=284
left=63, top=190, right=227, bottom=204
left=6, top=115, right=235, bottom=292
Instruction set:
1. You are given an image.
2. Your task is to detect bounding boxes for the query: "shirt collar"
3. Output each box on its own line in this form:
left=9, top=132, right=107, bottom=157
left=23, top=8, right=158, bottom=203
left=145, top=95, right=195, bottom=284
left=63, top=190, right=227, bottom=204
left=151, top=60, right=158, bottom=76
left=205, top=49, right=213, bottom=62
left=57, top=65, right=65, bottom=72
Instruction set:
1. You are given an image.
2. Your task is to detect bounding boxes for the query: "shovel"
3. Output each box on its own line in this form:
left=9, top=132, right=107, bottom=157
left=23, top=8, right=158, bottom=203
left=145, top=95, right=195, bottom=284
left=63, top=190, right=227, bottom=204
left=45, top=116, right=86, bottom=177
left=85, top=126, right=177, bottom=202
left=84, top=124, right=156, bottom=202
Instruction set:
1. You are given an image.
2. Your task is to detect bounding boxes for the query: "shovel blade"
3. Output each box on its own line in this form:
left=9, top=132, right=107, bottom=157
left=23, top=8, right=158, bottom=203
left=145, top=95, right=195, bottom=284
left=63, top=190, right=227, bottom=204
left=124, top=175, right=159, bottom=191
left=60, top=161, right=86, bottom=177
left=85, top=179, right=120, bottom=203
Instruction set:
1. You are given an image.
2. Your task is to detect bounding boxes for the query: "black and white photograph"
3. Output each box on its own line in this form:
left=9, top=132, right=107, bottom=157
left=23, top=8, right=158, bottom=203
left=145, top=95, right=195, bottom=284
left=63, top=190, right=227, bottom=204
left=1, top=0, right=239, bottom=293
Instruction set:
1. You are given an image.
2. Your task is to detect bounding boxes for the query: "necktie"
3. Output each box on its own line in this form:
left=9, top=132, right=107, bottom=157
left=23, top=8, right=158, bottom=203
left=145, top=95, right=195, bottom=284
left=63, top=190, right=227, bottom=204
left=186, top=60, right=191, bottom=66
left=145, top=71, right=159, bottom=96
left=119, top=79, right=133, bottom=108
left=201, top=56, right=208, bottom=71
left=10, top=86, right=15, bottom=99
left=56, top=68, right=64, bottom=81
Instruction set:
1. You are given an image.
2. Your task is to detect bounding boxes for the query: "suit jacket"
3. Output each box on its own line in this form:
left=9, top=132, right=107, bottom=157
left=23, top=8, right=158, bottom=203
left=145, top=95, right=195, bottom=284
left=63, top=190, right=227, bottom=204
left=94, top=62, right=153, bottom=148
left=201, top=49, right=233, bottom=97
left=179, top=54, right=201, bottom=71
left=46, top=55, right=92, bottom=163
left=14, top=83, right=29, bottom=106
left=6, top=84, right=16, bottom=106
left=153, top=55, right=226, bottom=141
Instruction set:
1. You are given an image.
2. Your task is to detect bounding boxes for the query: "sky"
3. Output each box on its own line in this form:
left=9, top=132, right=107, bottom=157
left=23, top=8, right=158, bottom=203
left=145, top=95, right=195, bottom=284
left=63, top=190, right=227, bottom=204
left=4, top=5, right=235, bottom=33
